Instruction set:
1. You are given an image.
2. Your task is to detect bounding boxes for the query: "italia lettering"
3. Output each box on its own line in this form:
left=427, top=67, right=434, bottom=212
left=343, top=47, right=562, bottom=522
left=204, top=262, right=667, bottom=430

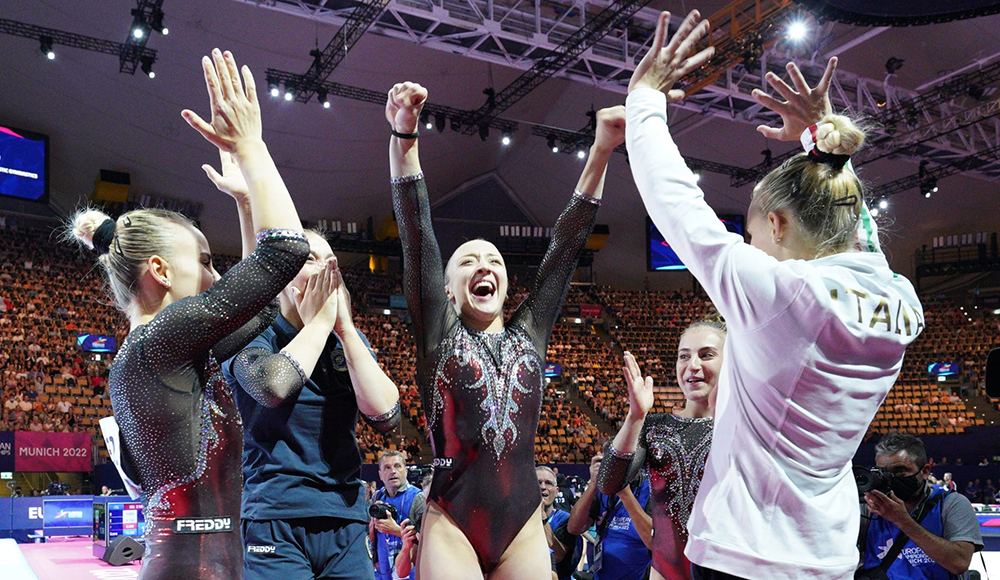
left=832, top=286, right=923, bottom=337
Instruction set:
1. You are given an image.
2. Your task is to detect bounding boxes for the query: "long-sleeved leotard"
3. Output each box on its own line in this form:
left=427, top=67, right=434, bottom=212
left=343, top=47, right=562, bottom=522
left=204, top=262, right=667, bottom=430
left=392, top=174, right=598, bottom=572
left=598, top=413, right=713, bottom=580
left=109, top=229, right=308, bottom=580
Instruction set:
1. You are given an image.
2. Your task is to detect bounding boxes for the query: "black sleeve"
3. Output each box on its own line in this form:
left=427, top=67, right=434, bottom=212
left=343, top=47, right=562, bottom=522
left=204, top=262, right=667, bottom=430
left=141, top=230, right=309, bottom=386
left=211, top=301, right=279, bottom=363
left=511, top=194, right=599, bottom=353
left=231, top=345, right=306, bottom=408
left=554, top=518, right=577, bottom=545
left=391, top=176, right=456, bottom=359
left=597, top=417, right=648, bottom=495
left=362, top=402, right=402, bottom=433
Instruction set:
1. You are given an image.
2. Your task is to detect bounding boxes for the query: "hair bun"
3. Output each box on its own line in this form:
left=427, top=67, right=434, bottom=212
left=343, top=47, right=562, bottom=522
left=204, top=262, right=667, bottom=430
left=71, top=209, right=113, bottom=250
left=816, top=114, right=865, bottom=156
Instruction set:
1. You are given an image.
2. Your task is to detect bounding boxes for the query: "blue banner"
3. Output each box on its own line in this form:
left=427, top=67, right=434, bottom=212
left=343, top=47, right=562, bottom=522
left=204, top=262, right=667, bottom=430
left=11, top=497, right=43, bottom=531
left=43, top=497, right=92, bottom=529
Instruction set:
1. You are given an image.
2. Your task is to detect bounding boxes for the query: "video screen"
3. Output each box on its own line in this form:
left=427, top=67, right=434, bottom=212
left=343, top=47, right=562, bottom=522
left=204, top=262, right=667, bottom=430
left=0, top=125, right=48, bottom=202
left=106, top=501, right=145, bottom=540
left=928, top=362, right=960, bottom=376
left=43, top=497, right=92, bottom=529
left=647, top=214, right=745, bottom=271
left=77, top=334, right=117, bottom=353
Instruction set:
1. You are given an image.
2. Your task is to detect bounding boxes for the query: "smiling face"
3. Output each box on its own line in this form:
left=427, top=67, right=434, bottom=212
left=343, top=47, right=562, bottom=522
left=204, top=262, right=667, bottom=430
left=675, top=326, right=725, bottom=404
left=166, top=222, right=220, bottom=299
left=445, top=239, right=508, bottom=328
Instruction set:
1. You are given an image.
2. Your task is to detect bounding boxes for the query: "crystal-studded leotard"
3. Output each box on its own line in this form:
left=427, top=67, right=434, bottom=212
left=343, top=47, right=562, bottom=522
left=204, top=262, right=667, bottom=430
left=109, top=229, right=308, bottom=580
left=392, top=174, right=598, bottom=572
left=598, top=413, right=713, bottom=580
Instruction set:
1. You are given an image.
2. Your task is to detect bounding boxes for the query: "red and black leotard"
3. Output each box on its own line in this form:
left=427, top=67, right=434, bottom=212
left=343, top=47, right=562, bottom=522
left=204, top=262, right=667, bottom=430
left=391, top=173, right=598, bottom=572
left=109, top=229, right=308, bottom=580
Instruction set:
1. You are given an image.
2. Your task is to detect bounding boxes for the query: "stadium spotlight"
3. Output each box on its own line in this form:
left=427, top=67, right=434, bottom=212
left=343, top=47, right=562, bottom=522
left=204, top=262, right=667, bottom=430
left=547, top=135, right=559, bottom=153
left=140, top=56, right=156, bottom=79
left=576, top=149, right=586, bottom=159
left=501, top=133, right=512, bottom=146
left=878, top=198, right=888, bottom=210
left=284, top=83, right=296, bottom=101
left=149, top=8, right=168, bottom=35
left=39, top=36, right=55, bottom=60
left=317, top=89, right=330, bottom=109
left=786, top=20, right=808, bottom=41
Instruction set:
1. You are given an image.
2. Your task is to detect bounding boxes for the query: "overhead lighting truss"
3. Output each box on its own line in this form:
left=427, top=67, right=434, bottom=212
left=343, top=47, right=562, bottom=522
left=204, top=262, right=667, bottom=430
left=870, top=142, right=1000, bottom=199
left=265, top=68, right=519, bottom=134
left=120, top=0, right=166, bottom=74
left=530, top=125, right=757, bottom=182
left=459, top=0, right=656, bottom=135
left=0, top=17, right=157, bottom=73
left=238, top=0, right=1000, bottom=186
left=294, top=0, right=391, bottom=103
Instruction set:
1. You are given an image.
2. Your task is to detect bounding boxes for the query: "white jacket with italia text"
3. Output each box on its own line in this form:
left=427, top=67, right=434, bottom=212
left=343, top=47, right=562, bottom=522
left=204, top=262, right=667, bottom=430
left=625, top=88, right=924, bottom=580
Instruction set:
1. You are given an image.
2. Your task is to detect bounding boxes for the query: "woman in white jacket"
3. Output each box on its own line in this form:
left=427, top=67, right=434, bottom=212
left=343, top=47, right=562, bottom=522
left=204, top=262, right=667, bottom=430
left=623, top=11, right=924, bottom=580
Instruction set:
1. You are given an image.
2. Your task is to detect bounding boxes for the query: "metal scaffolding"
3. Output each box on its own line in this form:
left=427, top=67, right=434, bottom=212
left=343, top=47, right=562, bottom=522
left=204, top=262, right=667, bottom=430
left=0, top=17, right=156, bottom=72
left=234, top=0, right=1000, bottom=186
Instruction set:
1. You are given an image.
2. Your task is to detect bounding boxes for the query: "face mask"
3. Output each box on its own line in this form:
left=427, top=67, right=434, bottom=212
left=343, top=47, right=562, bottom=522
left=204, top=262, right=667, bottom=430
left=890, top=473, right=925, bottom=502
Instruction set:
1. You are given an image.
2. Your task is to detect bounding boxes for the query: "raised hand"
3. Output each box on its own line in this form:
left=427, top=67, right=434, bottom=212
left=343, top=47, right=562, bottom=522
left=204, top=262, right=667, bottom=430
left=330, top=263, right=355, bottom=337
left=628, top=11, right=715, bottom=100
left=182, top=49, right=261, bottom=154
left=752, top=57, right=838, bottom=141
left=400, top=519, right=418, bottom=548
left=202, top=150, right=249, bottom=201
left=292, top=259, right=339, bottom=327
left=588, top=453, right=604, bottom=482
left=385, top=82, right=428, bottom=134
left=594, top=106, right=626, bottom=152
left=622, top=351, right=654, bottom=420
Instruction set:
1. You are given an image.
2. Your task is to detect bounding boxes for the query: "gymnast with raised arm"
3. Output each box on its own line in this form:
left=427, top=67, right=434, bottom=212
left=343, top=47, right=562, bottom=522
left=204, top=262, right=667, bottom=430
left=386, top=81, right=620, bottom=579
left=71, top=50, right=307, bottom=580
left=623, top=11, right=924, bottom=580
left=598, top=319, right=726, bottom=580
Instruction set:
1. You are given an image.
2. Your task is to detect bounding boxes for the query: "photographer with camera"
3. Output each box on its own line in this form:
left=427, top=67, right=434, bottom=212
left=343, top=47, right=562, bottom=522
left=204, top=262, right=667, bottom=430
left=371, top=450, right=425, bottom=580
left=857, top=432, right=982, bottom=579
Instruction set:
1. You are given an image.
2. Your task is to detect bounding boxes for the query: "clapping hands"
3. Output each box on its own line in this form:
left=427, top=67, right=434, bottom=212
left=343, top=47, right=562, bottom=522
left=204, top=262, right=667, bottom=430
left=292, top=258, right=340, bottom=328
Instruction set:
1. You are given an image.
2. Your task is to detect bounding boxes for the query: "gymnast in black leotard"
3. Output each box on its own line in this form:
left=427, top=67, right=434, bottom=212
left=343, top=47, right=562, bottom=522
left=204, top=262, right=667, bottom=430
left=385, top=82, right=624, bottom=579
left=71, top=49, right=307, bottom=580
